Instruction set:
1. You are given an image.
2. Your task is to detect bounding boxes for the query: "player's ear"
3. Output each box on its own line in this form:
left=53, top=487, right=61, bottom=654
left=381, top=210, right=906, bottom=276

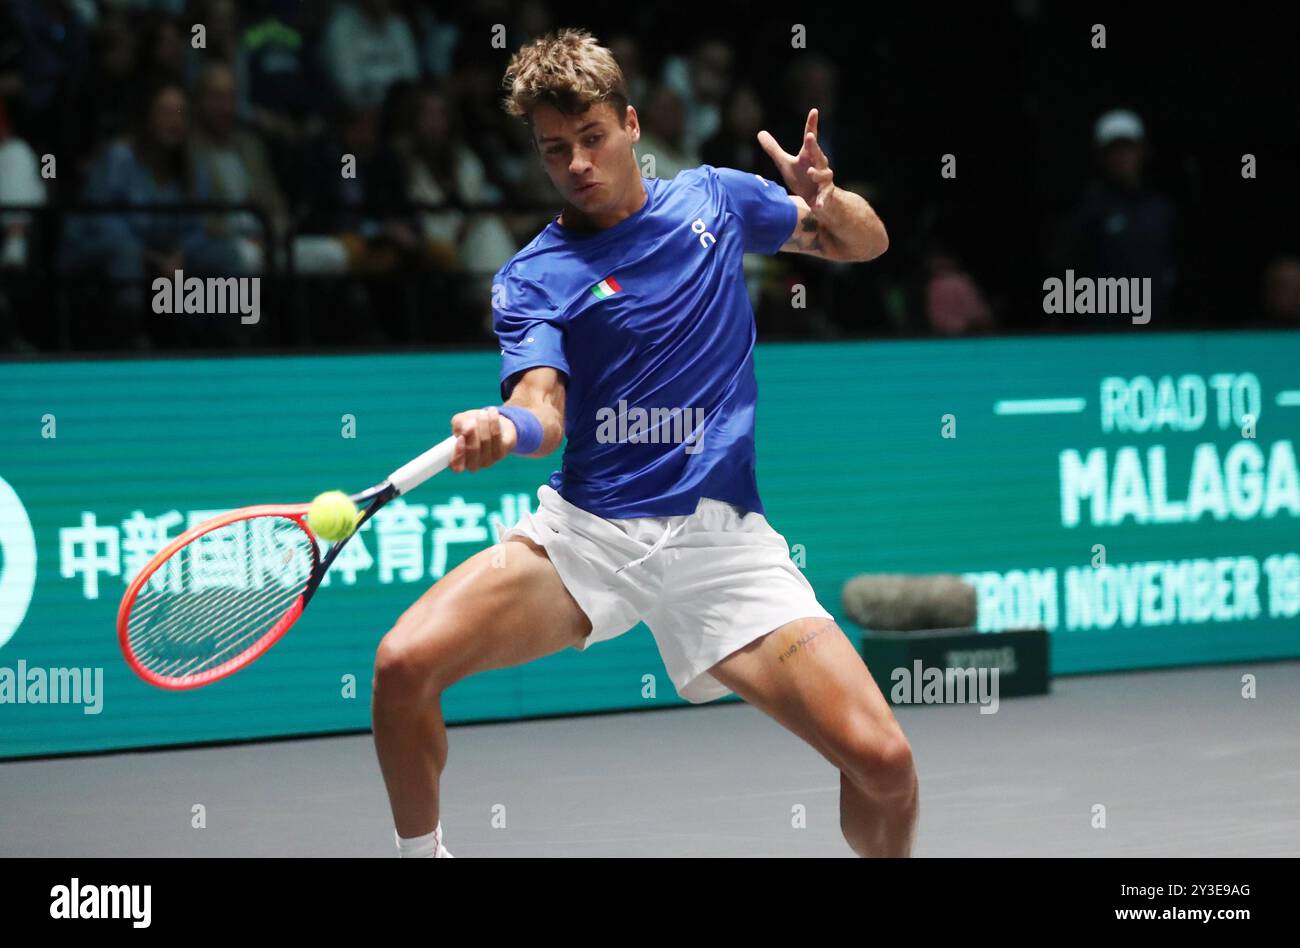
left=625, top=105, right=640, bottom=144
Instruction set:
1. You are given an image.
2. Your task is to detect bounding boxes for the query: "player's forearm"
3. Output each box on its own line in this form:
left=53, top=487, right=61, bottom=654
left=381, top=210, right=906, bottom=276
left=814, top=187, right=889, bottom=262
left=504, top=370, right=566, bottom=457
left=503, top=395, right=564, bottom=457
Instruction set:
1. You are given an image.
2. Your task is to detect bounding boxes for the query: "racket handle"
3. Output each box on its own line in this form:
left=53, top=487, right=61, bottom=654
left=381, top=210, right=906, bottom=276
left=388, top=435, right=458, bottom=496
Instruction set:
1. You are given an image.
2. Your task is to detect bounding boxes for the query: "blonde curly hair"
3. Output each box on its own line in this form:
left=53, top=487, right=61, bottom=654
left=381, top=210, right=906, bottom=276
left=502, top=28, right=629, bottom=125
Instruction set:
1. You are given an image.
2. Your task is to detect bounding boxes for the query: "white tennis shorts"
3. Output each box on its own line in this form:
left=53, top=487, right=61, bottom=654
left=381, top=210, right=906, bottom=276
left=502, top=484, right=834, bottom=703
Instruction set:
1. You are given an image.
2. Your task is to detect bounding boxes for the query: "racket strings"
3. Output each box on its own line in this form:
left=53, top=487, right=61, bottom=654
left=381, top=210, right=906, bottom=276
left=131, top=569, right=304, bottom=676
left=126, top=515, right=316, bottom=681
left=130, top=550, right=306, bottom=646
left=133, top=584, right=294, bottom=677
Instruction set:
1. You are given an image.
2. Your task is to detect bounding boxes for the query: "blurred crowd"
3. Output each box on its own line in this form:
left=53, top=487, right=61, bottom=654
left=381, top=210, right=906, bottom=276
left=1, top=0, right=1297, bottom=353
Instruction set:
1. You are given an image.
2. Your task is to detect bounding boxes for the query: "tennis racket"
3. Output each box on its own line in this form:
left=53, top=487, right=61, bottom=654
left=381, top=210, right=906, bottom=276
left=117, top=436, right=459, bottom=690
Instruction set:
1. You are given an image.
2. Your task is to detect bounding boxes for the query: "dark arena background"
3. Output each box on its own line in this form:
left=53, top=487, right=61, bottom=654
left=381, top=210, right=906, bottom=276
left=0, top=0, right=1295, bottom=914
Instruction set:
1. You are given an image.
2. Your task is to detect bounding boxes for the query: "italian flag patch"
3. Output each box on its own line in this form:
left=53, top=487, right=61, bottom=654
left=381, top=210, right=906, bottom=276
left=590, top=276, right=622, bottom=300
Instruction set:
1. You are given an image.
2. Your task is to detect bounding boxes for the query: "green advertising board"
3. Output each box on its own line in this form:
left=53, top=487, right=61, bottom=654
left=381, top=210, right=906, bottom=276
left=2, top=331, right=1298, bottom=757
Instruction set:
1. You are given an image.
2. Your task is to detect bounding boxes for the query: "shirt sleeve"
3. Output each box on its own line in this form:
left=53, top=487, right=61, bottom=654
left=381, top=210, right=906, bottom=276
left=713, top=166, right=799, bottom=255
left=493, top=268, right=570, bottom=399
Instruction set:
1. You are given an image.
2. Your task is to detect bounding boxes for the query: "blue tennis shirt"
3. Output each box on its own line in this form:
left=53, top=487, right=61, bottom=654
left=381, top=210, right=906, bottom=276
left=492, top=165, right=798, bottom=518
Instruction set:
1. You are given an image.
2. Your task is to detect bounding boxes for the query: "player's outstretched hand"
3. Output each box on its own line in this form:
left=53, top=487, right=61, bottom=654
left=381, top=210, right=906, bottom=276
left=450, top=407, right=518, bottom=472
left=757, top=107, right=836, bottom=211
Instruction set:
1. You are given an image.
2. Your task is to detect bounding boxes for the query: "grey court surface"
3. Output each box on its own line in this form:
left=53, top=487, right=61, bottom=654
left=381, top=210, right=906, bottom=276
left=2, top=661, right=1297, bottom=857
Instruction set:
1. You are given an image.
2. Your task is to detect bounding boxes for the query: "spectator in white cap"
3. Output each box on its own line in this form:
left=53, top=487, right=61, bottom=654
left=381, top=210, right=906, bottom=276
left=1094, top=108, right=1146, bottom=189
left=1056, top=108, right=1178, bottom=323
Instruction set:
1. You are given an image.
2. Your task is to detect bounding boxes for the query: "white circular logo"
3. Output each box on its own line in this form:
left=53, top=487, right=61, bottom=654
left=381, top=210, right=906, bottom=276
left=0, top=476, right=37, bottom=650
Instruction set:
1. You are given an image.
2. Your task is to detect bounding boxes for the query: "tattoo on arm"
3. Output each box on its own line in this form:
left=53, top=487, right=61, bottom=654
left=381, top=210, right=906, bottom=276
left=789, top=210, right=823, bottom=253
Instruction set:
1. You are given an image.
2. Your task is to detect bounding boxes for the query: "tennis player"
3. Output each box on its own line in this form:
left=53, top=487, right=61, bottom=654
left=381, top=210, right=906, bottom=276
left=372, top=29, right=916, bottom=858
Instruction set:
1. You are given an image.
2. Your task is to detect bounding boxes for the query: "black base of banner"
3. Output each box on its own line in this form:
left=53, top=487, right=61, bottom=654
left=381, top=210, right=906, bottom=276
left=860, top=626, right=1051, bottom=702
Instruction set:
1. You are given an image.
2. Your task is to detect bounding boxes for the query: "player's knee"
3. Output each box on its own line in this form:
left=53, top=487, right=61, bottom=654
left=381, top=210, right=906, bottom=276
left=839, top=722, right=915, bottom=800
left=373, top=620, right=460, bottom=707
left=372, top=634, right=426, bottom=708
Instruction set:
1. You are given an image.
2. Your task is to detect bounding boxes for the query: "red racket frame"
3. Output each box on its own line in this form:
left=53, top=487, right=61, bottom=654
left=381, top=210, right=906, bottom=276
left=115, top=503, right=318, bottom=690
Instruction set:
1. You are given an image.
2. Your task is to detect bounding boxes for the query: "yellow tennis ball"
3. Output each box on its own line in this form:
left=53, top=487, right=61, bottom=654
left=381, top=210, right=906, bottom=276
left=306, top=490, right=360, bottom=542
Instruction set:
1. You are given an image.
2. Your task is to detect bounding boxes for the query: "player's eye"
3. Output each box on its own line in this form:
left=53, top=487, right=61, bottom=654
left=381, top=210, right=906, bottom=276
left=586, top=135, right=603, bottom=147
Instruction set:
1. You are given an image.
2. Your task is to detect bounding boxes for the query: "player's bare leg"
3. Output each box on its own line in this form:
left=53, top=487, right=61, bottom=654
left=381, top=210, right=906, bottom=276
left=371, top=535, right=591, bottom=841
left=708, top=618, right=919, bottom=856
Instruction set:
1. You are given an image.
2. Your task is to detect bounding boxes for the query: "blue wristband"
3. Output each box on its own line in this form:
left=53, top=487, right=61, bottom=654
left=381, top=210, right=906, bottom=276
left=496, top=405, right=544, bottom=455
